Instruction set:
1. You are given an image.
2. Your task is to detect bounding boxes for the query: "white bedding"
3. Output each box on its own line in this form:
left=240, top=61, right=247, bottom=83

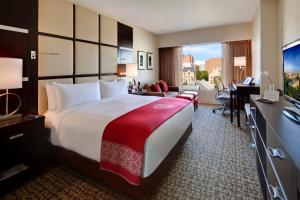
left=45, top=94, right=193, bottom=177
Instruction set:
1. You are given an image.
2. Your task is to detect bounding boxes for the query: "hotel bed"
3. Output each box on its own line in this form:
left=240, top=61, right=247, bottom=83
left=41, top=81, right=193, bottom=199
left=45, top=94, right=193, bottom=177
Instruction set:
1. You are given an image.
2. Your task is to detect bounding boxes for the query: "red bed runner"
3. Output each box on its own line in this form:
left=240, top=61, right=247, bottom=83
left=100, top=98, right=191, bottom=185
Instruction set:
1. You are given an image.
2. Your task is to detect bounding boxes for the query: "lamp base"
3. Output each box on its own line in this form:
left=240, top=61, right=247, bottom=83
left=0, top=90, right=22, bottom=122
left=0, top=113, right=22, bottom=122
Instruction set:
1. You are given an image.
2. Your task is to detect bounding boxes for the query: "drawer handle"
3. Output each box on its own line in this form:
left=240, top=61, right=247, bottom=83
left=250, top=125, right=256, bottom=129
left=268, top=184, right=285, bottom=200
left=9, top=133, right=24, bottom=140
left=268, top=147, right=285, bottom=159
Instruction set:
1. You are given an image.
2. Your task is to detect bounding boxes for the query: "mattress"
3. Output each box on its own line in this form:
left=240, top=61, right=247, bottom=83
left=45, top=94, right=193, bottom=177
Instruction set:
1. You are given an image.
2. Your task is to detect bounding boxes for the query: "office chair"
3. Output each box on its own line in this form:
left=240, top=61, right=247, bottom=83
left=212, top=76, right=231, bottom=116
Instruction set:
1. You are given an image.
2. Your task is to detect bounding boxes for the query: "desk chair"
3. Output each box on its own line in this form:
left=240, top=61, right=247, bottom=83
left=212, top=76, right=231, bottom=116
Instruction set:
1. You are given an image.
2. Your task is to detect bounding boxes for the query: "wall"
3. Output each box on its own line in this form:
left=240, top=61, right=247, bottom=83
left=252, top=7, right=261, bottom=84
left=133, top=27, right=158, bottom=84
left=260, top=0, right=279, bottom=91
left=251, top=0, right=279, bottom=93
left=278, top=0, right=300, bottom=89
left=252, top=0, right=300, bottom=91
left=158, top=22, right=252, bottom=47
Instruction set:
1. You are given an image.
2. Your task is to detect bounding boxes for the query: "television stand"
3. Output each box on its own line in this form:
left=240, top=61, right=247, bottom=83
left=250, top=95, right=300, bottom=199
left=282, top=106, right=300, bottom=124
left=295, top=102, right=300, bottom=110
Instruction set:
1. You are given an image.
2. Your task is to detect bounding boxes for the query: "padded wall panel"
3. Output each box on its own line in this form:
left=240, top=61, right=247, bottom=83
left=100, top=75, right=117, bottom=81
left=38, top=78, right=72, bottom=114
left=75, top=6, right=99, bottom=42
left=100, top=46, right=117, bottom=73
left=38, top=0, right=73, bottom=37
left=100, top=16, right=117, bottom=46
left=75, top=42, right=99, bottom=75
left=75, top=77, right=99, bottom=84
left=38, top=35, right=73, bottom=76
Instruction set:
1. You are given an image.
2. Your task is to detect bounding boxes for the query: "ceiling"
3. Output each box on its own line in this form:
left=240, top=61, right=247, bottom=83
left=70, top=0, right=259, bottom=35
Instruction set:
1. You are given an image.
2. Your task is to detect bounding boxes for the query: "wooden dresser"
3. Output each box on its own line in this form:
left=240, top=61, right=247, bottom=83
left=249, top=95, right=300, bottom=200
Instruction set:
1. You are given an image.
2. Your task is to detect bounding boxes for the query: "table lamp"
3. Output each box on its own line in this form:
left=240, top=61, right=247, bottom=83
left=234, top=56, right=246, bottom=82
left=0, top=58, right=23, bottom=120
left=117, top=64, right=126, bottom=79
left=126, top=63, right=138, bottom=92
left=126, top=63, right=137, bottom=78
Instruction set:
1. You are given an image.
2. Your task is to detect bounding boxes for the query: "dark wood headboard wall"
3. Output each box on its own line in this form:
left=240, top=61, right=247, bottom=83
left=118, top=22, right=133, bottom=49
left=0, top=0, right=38, bottom=114
left=0, top=0, right=133, bottom=114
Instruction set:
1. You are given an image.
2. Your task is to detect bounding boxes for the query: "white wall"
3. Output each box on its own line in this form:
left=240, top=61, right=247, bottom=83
left=278, top=0, right=300, bottom=89
left=158, top=22, right=252, bottom=47
left=133, top=26, right=158, bottom=84
left=252, top=0, right=300, bottom=91
left=252, top=7, right=261, bottom=85
left=261, top=0, right=279, bottom=92
left=251, top=0, right=279, bottom=93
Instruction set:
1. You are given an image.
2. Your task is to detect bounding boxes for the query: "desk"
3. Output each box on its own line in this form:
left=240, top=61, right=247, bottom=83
left=229, top=83, right=260, bottom=126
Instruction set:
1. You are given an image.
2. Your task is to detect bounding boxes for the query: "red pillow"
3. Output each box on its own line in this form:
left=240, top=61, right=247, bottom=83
left=159, top=80, right=169, bottom=92
left=151, top=83, right=162, bottom=92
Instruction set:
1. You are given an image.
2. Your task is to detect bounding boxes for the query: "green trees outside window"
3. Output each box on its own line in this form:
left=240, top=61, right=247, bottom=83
left=196, top=70, right=209, bottom=81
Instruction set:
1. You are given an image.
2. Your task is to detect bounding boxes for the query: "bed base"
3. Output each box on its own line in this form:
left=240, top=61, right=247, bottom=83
left=50, top=123, right=192, bottom=199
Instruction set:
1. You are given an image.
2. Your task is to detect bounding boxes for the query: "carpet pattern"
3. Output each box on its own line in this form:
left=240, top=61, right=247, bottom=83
left=3, top=106, right=263, bottom=200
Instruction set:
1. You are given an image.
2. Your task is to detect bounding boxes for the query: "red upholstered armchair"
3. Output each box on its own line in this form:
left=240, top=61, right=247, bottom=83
left=143, top=80, right=179, bottom=97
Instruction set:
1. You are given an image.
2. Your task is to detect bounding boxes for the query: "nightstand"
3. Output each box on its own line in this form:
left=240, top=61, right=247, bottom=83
left=0, top=115, right=49, bottom=191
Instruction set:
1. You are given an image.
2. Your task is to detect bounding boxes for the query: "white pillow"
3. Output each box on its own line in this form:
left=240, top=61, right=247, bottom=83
left=53, top=81, right=101, bottom=112
left=99, top=80, right=128, bottom=99
left=45, top=83, right=57, bottom=111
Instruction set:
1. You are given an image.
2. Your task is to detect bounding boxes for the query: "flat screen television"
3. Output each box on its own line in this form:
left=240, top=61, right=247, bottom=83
left=283, top=39, right=300, bottom=108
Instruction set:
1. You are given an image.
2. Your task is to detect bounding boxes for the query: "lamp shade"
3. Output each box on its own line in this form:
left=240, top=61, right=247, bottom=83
left=126, top=63, right=137, bottom=78
left=261, top=70, right=270, bottom=77
left=117, top=64, right=126, bottom=77
left=0, top=58, right=23, bottom=90
left=234, top=56, right=246, bottom=67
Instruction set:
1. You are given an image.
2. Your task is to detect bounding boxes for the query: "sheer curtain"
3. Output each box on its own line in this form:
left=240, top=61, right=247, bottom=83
left=222, top=40, right=252, bottom=85
left=159, top=46, right=182, bottom=86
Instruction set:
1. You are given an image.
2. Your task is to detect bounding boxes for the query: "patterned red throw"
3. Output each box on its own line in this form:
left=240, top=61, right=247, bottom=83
left=100, top=98, right=190, bottom=185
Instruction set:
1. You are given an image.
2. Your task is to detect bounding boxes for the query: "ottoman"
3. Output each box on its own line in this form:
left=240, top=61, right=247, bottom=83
left=183, top=91, right=199, bottom=109
left=176, top=93, right=197, bottom=110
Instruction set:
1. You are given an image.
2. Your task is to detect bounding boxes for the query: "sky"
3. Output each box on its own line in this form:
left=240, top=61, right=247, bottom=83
left=284, top=42, right=300, bottom=73
left=182, top=43, right=222, bottom=61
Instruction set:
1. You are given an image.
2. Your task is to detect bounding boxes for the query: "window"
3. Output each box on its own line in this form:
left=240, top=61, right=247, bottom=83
left=182, top=43, right=222, bottom=88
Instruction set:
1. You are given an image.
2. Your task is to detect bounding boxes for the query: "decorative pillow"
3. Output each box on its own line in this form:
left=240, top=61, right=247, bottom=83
left=45, top=83, right=57, bottom=111
left=99, top=80, right=128, bottom=99
left=151, top=83, right=162, bottom=92
left=53, top=81, right=101, bottom=112
left=159, top=80, right=169, bottom=92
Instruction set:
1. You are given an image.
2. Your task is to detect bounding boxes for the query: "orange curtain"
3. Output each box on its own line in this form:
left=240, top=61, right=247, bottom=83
left=159, top=47, right=182, bottom=86
left=222, top=40, right=252, bottom=84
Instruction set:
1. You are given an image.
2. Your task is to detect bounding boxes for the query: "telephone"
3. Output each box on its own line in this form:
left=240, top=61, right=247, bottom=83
left=243, top=77, right=254, bottom=85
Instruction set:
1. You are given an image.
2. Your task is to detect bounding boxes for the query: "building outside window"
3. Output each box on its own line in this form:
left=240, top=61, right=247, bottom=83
left=182, top=43, right=223, bottom=88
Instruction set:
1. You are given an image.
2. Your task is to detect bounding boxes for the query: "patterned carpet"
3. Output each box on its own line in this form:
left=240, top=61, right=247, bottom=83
left=2, top=106, right=263, bottom=200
